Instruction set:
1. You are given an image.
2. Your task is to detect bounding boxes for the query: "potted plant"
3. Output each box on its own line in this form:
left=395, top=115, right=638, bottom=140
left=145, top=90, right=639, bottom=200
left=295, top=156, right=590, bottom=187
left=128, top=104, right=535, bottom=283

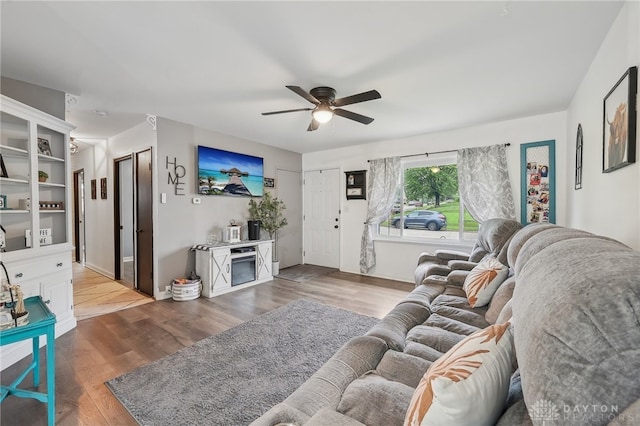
left=38, top=171, right=48, bottom=182
left=247, top=192, right=287, bottom=275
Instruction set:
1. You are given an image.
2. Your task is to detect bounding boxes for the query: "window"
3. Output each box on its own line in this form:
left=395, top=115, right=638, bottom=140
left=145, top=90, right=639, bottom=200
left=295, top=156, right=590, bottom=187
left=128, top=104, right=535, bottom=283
left=378, top=154, right=479, bottom=241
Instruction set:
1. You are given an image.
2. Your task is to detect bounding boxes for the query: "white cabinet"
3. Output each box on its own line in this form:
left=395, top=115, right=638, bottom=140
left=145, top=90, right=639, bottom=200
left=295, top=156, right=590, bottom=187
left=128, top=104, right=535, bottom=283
left=197, top=247, right=231, bottom=297
left=195, top=240, right=273, bottom=298
left=1, top=95, right=76, bottom=370
left=257, top=241, right=272, bottom=280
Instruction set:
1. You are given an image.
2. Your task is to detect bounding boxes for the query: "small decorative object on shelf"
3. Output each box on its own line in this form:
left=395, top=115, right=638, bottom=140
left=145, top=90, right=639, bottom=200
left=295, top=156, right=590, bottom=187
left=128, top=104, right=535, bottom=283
left=39, top=201, right=64, bottom=210
left=38, top=170, right=48, bottom=182
left=37, top=137, right=52, bottom=156
left=0, top=195, right=6, bottom=209
left=25, top=228, right=53, bottom=247
left=0, top=154, right=8, bottom=178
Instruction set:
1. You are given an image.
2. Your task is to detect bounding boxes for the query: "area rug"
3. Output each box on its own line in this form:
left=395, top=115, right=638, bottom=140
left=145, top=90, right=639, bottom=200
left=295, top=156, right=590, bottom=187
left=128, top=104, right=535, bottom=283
left=276, top=264, right=338, bottom=282
left=105, top=299, right=379, bottom=425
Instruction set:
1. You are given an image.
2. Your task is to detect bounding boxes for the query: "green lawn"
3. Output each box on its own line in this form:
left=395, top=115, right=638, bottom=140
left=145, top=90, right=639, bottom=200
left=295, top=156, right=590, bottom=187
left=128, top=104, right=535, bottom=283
left=432, top=201, right=479, bottom=232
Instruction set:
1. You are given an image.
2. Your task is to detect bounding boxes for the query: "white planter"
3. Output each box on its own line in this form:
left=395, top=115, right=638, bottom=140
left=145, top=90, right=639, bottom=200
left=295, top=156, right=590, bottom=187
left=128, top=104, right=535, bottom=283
left=272, top=261, right=280, bottom=276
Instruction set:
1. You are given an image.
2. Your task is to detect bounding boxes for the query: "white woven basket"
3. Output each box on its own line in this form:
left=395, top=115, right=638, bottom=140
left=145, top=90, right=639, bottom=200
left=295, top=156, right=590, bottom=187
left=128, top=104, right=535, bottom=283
left=171, top=279, right=202, bottom=301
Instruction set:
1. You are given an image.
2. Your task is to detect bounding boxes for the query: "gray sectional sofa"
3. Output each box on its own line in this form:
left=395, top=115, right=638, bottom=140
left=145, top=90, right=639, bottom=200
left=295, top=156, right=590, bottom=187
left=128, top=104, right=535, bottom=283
left=252, top=222, right=640, bottom=426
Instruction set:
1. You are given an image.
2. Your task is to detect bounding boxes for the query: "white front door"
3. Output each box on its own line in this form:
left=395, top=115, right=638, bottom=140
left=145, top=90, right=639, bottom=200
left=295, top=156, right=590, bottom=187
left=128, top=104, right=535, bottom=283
left=303, top=169, right=340, bottom=268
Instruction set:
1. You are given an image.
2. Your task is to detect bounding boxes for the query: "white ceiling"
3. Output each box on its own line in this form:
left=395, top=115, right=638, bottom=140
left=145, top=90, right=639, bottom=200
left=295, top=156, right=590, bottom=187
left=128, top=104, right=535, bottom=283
left=1, top=1, right=624, bottom=154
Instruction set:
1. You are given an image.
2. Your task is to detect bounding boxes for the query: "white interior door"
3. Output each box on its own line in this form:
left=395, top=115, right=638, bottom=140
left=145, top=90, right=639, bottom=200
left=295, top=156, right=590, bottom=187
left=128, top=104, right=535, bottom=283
left=303, top=169, right=340, bottom=268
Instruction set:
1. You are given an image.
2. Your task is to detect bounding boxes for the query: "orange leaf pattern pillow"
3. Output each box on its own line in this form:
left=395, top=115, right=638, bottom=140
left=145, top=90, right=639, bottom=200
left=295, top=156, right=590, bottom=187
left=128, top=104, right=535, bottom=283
left=404, top=322, right=514, bottom=426
left=463, top=258, right=509, bottom=307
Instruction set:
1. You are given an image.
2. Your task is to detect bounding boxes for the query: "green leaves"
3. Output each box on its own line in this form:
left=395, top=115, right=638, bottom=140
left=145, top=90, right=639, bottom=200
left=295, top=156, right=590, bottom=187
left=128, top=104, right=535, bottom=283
left=247, top=192, right=287, bottom=238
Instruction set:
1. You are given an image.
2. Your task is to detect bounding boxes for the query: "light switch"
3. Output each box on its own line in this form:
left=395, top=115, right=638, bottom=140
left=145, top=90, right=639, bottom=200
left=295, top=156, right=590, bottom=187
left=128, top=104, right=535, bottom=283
left=161, top=193, right=167, bottom=204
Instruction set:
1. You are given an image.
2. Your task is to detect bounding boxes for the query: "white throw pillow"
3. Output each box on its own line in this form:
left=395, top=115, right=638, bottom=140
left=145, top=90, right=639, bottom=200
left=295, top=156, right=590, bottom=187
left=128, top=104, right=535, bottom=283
left=404, top=322, right=515, bottom=426
left=463, top=258, right=509, bottom=307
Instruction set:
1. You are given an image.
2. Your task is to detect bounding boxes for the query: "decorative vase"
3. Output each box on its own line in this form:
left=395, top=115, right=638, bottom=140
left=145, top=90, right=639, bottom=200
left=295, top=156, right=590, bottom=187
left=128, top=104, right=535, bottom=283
left=38, top=177, right=47, bottom=182
left=272, top=260, right=280, bottom=276
left=248, top=220, right=261, bottom=240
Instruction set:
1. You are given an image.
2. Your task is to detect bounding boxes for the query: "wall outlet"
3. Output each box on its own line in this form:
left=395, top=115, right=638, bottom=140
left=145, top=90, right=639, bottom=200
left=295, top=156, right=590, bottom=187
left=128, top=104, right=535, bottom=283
left=165, top=285, right=172, bottom=293
left=192, top=197, right=201, bottom=204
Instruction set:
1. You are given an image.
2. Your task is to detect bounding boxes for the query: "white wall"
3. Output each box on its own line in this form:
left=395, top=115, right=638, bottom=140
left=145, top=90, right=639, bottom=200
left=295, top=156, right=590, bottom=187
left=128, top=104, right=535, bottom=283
left=303, top=111, right=567, bottom=283
left=566, top=1, right=640, bottom=249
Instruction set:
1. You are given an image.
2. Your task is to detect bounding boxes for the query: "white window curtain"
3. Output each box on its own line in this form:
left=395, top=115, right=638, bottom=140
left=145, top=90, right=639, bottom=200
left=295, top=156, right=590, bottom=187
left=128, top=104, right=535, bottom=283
left=457, top=144, right=516, bottom=223
left=360, top=157, right=401, bottom=273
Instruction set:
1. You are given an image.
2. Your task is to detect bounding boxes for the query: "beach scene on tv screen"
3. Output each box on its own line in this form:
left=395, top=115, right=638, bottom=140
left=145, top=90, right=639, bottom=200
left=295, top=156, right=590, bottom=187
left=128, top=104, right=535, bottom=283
left=198, top=146, right=264, bottom=197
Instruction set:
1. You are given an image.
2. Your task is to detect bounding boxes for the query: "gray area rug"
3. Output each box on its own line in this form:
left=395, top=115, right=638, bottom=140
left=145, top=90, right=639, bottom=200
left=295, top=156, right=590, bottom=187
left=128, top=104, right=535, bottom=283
left=276, top=264, right=338, bottom=282
left=106, top=299, right=379, bottom=425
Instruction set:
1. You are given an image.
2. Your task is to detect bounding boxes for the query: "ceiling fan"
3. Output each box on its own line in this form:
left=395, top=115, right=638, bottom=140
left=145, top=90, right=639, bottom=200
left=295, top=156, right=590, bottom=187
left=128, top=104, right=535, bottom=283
left=262, top=86, right=381, bottom=131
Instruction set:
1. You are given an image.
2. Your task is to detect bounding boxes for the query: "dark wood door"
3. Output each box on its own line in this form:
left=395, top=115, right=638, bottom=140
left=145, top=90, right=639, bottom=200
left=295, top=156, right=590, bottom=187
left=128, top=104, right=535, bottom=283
left=136, top=148, right=154, bottom=296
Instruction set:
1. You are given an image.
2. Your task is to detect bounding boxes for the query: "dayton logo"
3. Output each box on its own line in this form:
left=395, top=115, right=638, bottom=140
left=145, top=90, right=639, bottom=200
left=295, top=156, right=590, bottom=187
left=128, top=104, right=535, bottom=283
left=530, top=399, right=560, bottom=424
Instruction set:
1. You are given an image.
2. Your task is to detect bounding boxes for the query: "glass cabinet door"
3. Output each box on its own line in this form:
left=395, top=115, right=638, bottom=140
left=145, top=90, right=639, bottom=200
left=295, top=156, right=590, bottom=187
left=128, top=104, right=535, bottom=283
left=1, top=97, right=73, bottom=255
left=1, top=111, right=32, bottom=252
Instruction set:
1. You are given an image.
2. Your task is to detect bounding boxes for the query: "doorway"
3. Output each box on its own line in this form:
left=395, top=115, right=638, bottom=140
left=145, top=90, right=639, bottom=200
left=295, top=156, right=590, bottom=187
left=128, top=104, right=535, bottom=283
left=303, top=169, right=340, bottom=268
left=113, top=148, right=154, bottom=296
left=73, top=169, right=86, bottom=264
left=276, top=169, right=302, bottom=268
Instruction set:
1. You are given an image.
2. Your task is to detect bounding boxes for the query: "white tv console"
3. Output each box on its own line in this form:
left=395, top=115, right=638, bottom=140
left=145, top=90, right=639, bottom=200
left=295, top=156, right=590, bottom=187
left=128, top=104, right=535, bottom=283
left=193, top=239, right=273, bottom=298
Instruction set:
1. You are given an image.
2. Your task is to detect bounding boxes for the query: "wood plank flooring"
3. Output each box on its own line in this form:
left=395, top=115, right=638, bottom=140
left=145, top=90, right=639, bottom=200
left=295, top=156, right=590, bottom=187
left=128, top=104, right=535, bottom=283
left=0, top=266, right=413, bottom=425
left=72, top=263, right=153, bottom=321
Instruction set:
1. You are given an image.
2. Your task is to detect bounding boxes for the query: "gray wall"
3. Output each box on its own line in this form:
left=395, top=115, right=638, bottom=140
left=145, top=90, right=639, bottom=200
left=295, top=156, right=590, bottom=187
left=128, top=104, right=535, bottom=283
left=1, top=77, right=66, bottom=120
left=155, top=118, right=303, bottom=297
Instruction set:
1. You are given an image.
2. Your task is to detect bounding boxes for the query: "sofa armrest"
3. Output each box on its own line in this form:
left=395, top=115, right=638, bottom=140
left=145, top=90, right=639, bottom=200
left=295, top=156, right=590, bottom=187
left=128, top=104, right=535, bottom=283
left=416, top=252, right=441, bottom=265
left=448, top=260, right=478, bottom=271
left=446, top=270, right=469, bottom=287
left=434, top=249, right=470, bottom=262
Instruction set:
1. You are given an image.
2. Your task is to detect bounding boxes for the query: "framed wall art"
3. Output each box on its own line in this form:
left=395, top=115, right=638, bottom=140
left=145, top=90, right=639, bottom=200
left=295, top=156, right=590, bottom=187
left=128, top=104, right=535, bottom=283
left=345, top=170, right=366, bottom=200
left=91, top=179, right=97, bottom=199
left=602, top=66, right=637, bottom=173
left=100, top=177, right=108, bottom=199
left=575, top=123, right=583, bottom=190
left=263, top=177, right=275, bottom=188
left=521, top=140, right=555, bottom=225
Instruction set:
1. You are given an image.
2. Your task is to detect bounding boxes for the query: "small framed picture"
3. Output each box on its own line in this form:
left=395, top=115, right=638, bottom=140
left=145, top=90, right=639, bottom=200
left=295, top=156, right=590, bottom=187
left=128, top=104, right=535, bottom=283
left=91, top=179, right=97, bottom=199
left=264, top=177, right=275, bottom=188
left=100, top=177, right=107, bottom=199
left=0, top=195, right=6, bottom=209
left=38, top=137, right=52, bottom=156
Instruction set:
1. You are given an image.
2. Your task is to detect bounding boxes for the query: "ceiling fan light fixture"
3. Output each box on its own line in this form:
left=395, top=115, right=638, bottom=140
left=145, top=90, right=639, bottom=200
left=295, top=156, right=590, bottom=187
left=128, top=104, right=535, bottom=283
left=312, top=105, right=333, bottom=124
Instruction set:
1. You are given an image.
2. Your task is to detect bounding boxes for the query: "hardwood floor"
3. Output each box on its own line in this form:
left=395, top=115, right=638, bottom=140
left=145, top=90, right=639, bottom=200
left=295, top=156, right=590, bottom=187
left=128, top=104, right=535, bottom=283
left=72, top=263, right=153, bottom=321
left=1, top=268, right=413, bottom=425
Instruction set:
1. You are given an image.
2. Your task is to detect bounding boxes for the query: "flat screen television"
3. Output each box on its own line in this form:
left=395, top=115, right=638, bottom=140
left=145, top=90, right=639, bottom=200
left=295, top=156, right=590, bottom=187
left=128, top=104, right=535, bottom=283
left=197, top=145, right=264, bottom=197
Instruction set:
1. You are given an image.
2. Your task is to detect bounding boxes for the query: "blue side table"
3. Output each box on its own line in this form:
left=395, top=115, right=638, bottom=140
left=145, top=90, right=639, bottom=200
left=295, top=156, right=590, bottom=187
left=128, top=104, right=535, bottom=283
left=0, top=296, right=56, bottom=426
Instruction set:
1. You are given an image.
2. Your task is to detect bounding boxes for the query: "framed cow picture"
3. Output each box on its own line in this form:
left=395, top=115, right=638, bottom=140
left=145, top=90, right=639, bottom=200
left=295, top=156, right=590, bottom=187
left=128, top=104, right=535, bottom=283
left=602, top=66, right=637, bottom=173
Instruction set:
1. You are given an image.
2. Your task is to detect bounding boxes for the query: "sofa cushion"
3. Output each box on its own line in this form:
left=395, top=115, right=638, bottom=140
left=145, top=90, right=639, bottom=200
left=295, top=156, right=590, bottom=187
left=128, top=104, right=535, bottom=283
left=375, top=350, right=432, bottom=388
left=405, top=322, right=515, bottom=426
left=463, top=258, right=509, bottom=307
left=512, top=237, right=640, bottom=424
left=485, top=276, right=515, bottom=324
left=337, top=373, right=414, bottom=426
left=366, top=302, right=431, bottom=351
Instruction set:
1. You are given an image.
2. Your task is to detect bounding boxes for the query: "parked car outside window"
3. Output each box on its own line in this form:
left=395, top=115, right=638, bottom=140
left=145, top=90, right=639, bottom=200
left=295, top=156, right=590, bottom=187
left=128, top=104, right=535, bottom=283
left=391, top=210, right=447, bottom=231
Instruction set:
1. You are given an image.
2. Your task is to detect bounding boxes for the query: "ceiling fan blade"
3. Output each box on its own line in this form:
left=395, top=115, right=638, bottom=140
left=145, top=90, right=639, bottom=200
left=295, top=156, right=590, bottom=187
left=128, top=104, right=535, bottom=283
left=333, top=108, right=375, bottom=125
left=262, top=107, right=313, bottom=116
left=333, top=90, right=381, bottom=107
left=307, top=118, right=320, bottom=131
left=286, top=85, right=320, bottom=105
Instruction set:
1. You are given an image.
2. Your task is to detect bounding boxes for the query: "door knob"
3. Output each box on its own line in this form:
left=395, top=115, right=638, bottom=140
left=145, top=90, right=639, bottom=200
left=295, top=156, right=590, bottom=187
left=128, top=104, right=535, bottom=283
left=334, top=225, right=339, bottom=229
